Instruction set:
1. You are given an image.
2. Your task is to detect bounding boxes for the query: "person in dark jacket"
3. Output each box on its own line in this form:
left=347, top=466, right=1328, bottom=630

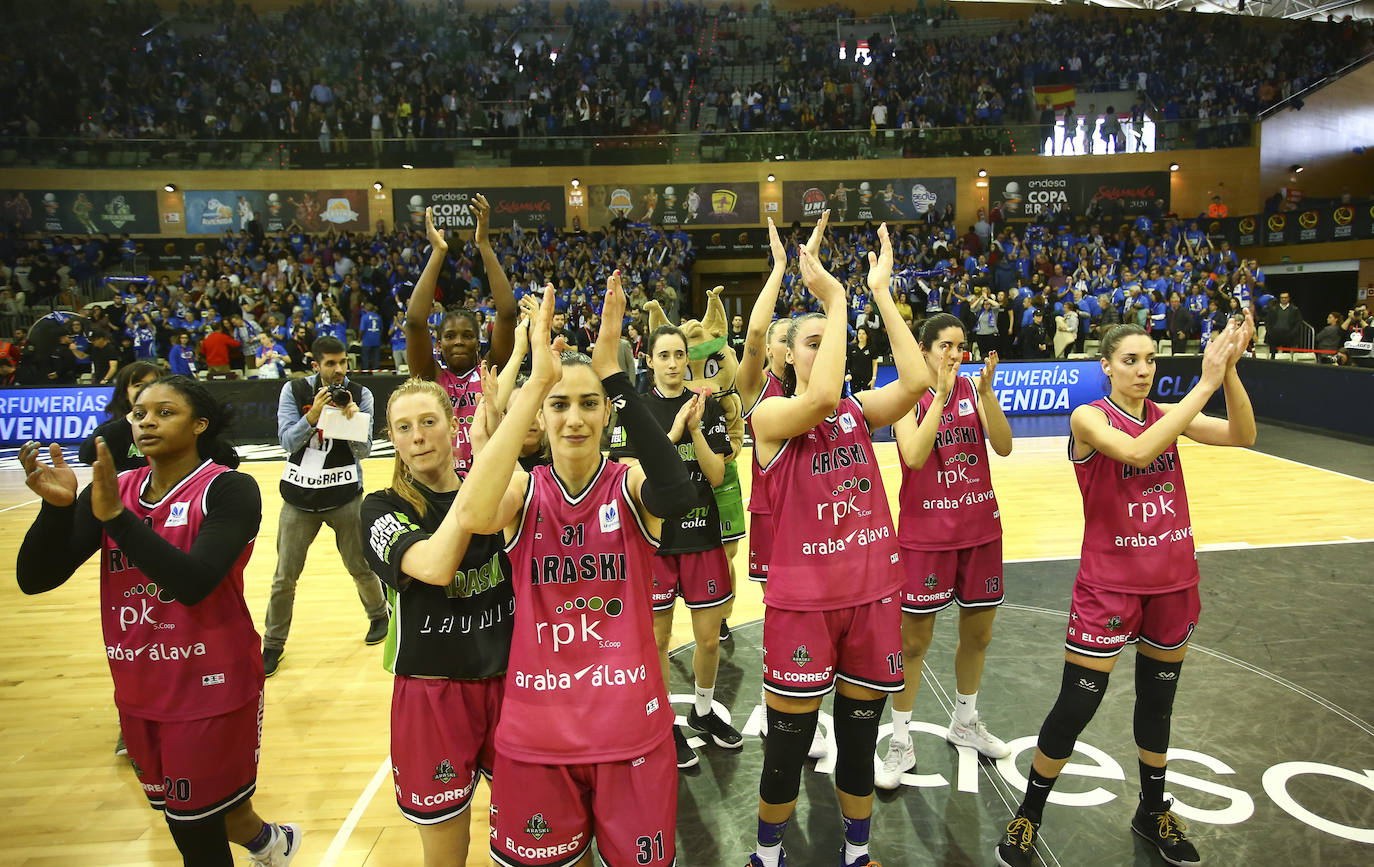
left=1019, top=308, right=1050, bottom=359
left=1265, top=291, right=1304, bottom=355
left=1167, top=295, right=1195, bottom=355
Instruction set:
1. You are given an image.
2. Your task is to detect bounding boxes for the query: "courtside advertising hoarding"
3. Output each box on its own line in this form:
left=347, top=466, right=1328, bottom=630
left=0, top=386, right=112, bottom=445
left=872, top=358, right=1207, bottom=417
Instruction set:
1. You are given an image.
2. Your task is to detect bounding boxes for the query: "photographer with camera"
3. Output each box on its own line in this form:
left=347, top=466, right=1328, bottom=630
left=1341, top=305, right=1370, bottom=343
left=261, top=335, right=388, bottom=677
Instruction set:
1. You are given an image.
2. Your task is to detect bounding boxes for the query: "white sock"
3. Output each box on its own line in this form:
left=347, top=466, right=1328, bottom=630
left=955, top=691, right=978, bottom=726
left=694, top=683, right=714, bottom=716
left=756, top=842, right=783, bottom=867
left=891, top=708, right=913, bottom=747
left=843, top=837, right=869, bottom=864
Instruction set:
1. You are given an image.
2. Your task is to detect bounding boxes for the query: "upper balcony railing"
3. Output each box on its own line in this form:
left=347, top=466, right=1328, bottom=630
left=0, top=118, right=1254, bottom=172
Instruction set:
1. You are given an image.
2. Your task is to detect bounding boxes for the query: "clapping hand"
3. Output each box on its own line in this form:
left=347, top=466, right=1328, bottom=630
left=424, top=207, right=448, bottom=255
left=470, top=193, right=492, bottom=245
left=798, top=247, right=844, bottom=310
left=89, top=437, right=124, bottom=521
left=975, top=351, right=998, bottom=397
left=470, top=362, right=502, bottom=457
left=767, top=217, right=785, bottom=269
left=804, top=209, right=830, bottom=258
left=592, top=271, right=627, bottom=379
left=669, top=389, right=706, bottom=441
left=529, top=283, right=566, bottom=389
left=866, top=222, right=894, bottom=295
left=19, top=441, right=77, bottom=507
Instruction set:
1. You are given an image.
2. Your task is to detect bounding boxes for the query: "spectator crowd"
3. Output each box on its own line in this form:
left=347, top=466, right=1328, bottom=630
left=0, top=217, right=697, bottom=384
left=3, top=0, right=1368, bottom=149
left=7, top=193, right=1374, bottom=389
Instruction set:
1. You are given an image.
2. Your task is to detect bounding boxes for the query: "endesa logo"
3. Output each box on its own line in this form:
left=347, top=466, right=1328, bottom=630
left=760, top=705, right=1374, bottom=846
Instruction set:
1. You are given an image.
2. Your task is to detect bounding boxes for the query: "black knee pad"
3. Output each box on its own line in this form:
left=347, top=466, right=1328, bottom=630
left=833, top=694, right=886, bottom=798
left=1037, top=662, right=1110, bottom=761
left=166, top=816, right=233, bottom=867
left=1134, top=655, right=1183, bottom=754
left=759, top=706, right=819, bottom=806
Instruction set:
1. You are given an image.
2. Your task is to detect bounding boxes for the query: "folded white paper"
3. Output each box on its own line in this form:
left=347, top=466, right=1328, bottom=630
left=319, top=405, right=372, bottom=442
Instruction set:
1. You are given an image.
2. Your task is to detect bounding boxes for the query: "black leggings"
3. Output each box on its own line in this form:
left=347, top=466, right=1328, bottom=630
left=167, top=816, right=233, bottom=867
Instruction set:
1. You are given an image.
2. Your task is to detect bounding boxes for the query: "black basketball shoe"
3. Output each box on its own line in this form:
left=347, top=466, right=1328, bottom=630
left=994, top=812, right=1039, bottom=867
left=1131, top=796, right=1201, bottom=865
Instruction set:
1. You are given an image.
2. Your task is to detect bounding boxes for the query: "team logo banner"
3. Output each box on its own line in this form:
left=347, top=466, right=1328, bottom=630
left=781, top=177, right=956, bottom=224
left=992, top=172, right=1170, bottom=219
left=1, top=189, right=160, bottom=235
left=183, top=189, right=367, bottom=234
left=394, top=188, right=565, bottom=230
left=585, top=182, right=759, bottom=227
left=1205, top=200, right=1374, bottom=249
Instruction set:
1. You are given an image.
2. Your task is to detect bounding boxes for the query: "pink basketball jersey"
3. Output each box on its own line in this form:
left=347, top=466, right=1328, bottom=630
left=499, top=459, right=670, bottom=764
left=898, top=376, right=1001, bottom=551
left=102, top=461, right=262, bottom=721
left=437, top=364, right=481, bottom=473
left=1072, top=398, right=1199, bottom=594
left=745, top=371, right=786, bottom=517
left=758, top=395, right=902, bottom=611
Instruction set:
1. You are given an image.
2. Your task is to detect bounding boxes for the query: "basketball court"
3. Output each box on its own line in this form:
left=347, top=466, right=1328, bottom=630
left=1, top=419, right=1370, bottom=866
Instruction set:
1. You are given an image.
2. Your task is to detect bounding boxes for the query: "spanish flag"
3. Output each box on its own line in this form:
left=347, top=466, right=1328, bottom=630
left=1033, top=85, right=1076, bottom=110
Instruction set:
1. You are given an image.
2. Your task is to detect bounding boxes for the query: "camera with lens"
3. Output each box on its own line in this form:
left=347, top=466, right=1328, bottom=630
left=329, top=384, right=352, bottom=406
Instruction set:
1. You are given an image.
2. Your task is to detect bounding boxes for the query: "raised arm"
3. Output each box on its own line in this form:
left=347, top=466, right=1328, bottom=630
left=1073, top=319, right=1242, bottom=468
left=738, top=212, right=827, bottom=408
left=496, top=293, right=538, bottom=411
left=855, top=223, right=931, bottom=428
left=750, top=246, right=848, bottom=445
left=683, top=392, right=724, bottom=487
left=1182, top=307, right=1256, bottom=447
left=404, top=207, right=447, bottom=380
left=974, top=351, right=1013, bottom=456
left=596, top=272, right=693, bottom=524
left=455, top=286, right=561, bottom=536
left=892, top=361, right=955, bottom=471
left=472, top=194, right=518, bottom=369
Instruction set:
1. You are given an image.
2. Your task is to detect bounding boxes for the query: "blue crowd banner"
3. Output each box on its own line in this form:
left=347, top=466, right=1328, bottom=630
left=873, top=360, right=1102, bottom=416
left=0, top=386, right=114, bottom=444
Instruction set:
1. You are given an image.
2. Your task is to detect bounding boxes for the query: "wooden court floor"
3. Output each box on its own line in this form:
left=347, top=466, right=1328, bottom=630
left=0, top=431, right=1371, bottom=866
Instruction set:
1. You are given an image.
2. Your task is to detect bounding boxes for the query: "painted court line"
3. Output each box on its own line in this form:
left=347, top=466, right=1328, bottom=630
left=319, top=755, right=393, bottom=867
left=1003, top=603, right=1374, bottom=740
left=922, top=662, right=1065, bottom=867
left=1239, top=447, right=1374, bottom=485
left=0, top=497, right=39, bottom=513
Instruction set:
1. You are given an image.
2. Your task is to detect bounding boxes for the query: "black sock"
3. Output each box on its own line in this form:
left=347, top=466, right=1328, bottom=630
left=1140, top=760, right=1167, bottom=812
left=1019, top=768, right=1057, bottom=823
